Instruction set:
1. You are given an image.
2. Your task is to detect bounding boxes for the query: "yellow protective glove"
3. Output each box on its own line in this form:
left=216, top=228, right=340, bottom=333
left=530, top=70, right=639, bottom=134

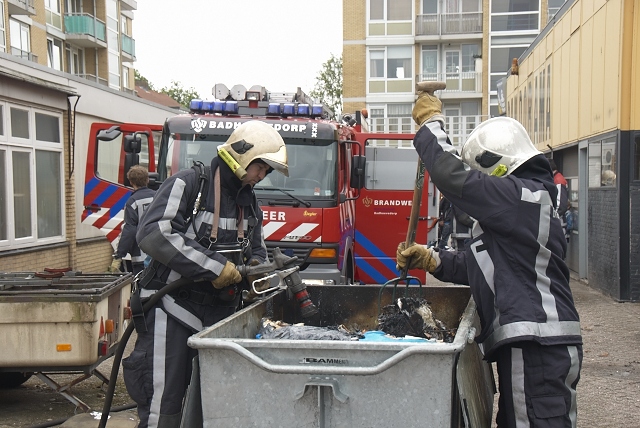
left=211, top=261, right=242, bottom=289
left=412, top=92, right=443, bottom=127
left=107, top=257, right=122, bottom=273
left=396, top=242, right=441, bottom=273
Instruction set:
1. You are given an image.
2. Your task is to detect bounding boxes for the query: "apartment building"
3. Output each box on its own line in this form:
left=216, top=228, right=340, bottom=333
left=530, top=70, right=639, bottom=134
left=1, top=0, right=178, bottom=273
left=3, top=0, right=137, bottom=92
left=343, top=0, right=565, bottom=149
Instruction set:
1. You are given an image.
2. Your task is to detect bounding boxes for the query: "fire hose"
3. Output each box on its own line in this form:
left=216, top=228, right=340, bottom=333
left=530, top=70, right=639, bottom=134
left=98, top=248, right=317, bottom=428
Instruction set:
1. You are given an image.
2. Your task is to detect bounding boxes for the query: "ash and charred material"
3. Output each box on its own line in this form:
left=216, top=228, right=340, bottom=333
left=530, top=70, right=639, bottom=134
left=378, top=297, right=456, bottom=342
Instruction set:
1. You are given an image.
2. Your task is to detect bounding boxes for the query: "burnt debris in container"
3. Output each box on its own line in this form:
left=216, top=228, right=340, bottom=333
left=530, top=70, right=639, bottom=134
left=257, top=318, right=363, bottom=341
left=377, top=297, right=455, bottom=343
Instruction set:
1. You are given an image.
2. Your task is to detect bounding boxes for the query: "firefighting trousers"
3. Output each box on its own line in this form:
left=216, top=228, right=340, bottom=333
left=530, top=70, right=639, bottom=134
left=495, top=342, right=582, bottom=428
left=122, top=303, right=236, bottom=428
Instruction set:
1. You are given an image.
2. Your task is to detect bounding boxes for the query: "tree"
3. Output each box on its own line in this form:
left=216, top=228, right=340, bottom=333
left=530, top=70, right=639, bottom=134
left=161, top=81, right=200, bottom=108
left=310, top=54, right=342, bottom=119
left=134, top=70, right=155, bottom=91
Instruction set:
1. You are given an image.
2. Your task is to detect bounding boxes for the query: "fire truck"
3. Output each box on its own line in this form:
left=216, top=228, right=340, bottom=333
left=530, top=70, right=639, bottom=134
left=83, top=84, right=433, bottom=284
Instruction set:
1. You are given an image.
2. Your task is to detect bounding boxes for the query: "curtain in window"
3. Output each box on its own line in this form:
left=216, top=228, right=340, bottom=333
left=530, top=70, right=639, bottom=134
left=388, top=0, right=411, bottom=20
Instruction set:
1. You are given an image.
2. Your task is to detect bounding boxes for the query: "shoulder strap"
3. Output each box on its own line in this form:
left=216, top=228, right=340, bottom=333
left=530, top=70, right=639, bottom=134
left=188, top=161, right=210, bottom=217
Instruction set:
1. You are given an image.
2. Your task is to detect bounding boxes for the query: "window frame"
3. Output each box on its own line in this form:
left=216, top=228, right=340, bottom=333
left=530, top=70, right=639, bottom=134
left=368, top=46, right=413, bottom=81
left=0, top=101, right=65, bottom=249
left=0, top=1, right=6, bottom=53
left=369, top=0, right=413, bottom=22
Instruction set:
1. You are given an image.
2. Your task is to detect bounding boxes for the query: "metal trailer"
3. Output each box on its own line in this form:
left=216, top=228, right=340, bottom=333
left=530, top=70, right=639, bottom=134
left=183, top=284, right=495, bottom=428
left=0, top=271, right=133, bottom=410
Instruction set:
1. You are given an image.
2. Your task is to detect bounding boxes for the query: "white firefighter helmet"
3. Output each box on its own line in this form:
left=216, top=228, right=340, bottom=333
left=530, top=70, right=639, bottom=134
left=219, top=120, right=288, bottom=177
left=460, top=117, right=541, bottom=177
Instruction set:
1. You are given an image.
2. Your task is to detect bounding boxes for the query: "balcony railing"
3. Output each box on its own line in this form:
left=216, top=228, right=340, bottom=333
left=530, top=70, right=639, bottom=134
left=7, top=0, right=35, bottom=16
left=443, top=115, right=488, bottom=149
left=64, top=13, right=107, bottom=45
left=121, top=34, right=136, bottom=58
left=367, top=114, right=488, bottom=149
left=75, top=73, right=108, bottom=87
left=417, top=72, right=482, bottom=93
left=10, top=47, right=38, bottom=63
left=416, top=12, right=482, bottom=36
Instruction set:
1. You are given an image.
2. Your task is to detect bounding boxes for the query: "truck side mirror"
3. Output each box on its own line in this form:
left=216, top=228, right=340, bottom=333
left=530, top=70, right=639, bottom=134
left=124, top=134, right=142, bottom=154
left=148, top=172, right=162, bottom=190
left=350, top=155, right=366, bottom=190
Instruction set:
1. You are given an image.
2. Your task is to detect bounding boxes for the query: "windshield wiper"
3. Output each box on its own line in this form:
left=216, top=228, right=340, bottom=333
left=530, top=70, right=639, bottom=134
left=254, top=186, right=311, bottom=207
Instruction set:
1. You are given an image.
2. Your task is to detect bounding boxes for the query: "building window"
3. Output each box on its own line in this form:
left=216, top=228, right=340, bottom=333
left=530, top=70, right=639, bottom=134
left=368, top=104, right=413, bottom=137
left=47, top=37, right=63, bottom=71
left=9, top=19, right=31, bottom=60
left=491, top=0, right=539, bottom=32
left=369, top=0, right=412, bottom=21
left=490, top=45, right=527, bottom=91
left=0, top=2, right=6, bottom=53
left=0, top=102, right=64, bottom=249
left=65, top=43, right=85, bottom=75
left=369, top=46, right=412, bottom=79
left=45, top=0, right=62, bottom=30
left=588, top=138, right=617, bottom=188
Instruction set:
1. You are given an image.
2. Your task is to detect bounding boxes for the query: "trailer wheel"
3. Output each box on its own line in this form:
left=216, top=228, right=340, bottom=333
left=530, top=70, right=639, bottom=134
left=0, top=372, right=33, bottom=388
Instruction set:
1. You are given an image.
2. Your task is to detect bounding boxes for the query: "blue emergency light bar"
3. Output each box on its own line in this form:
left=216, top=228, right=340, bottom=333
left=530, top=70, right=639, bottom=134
left=190, top=98, right=328, bottom=119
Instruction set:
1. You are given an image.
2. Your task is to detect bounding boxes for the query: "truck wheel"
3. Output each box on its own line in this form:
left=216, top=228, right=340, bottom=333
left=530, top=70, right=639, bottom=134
left=344, top=255, right=355, bottom=285
left=0, top=372, right=33, bottom=388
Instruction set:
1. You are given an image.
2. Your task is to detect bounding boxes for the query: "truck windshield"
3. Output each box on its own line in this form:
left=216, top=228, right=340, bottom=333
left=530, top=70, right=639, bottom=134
left=164, top=134, right=337, bottom=198
left=257, top=142, right=337, bottom=198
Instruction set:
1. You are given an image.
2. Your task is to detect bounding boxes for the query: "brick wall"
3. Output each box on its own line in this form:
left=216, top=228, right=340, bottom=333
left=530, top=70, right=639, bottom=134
left=588, top=189, right=620, bottom=299
left=76, top=239, right=114, bottom=273
left=0, top=244, right=70, bottom=272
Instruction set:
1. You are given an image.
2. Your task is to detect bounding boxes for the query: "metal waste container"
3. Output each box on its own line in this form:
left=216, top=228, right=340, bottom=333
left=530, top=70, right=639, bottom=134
left=184, top=284, right=494, bottom=428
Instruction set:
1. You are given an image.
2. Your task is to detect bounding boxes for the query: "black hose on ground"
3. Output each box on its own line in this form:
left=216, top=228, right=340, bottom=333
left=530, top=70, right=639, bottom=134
left=29, top=402, right=137, bottom=428
left=98, top=278, right=192, bottom=428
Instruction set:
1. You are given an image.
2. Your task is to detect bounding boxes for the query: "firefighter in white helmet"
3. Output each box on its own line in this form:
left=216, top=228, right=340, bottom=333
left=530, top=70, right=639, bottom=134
left=124, top=120, right=287, bottom=428
left=396, top=93, right=582, bottom=427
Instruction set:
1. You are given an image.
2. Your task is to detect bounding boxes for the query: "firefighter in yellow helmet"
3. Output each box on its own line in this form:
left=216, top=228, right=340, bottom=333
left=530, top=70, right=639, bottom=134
left=125, top=120, right=287, bottom=428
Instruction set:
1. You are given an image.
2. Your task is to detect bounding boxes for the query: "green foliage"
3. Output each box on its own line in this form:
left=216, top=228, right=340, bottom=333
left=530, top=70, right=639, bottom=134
left=160, top=81, right=201, bottom=108
left=309, top=54, right=342, bottom=119
left=134, top=70, right=155, bottom=91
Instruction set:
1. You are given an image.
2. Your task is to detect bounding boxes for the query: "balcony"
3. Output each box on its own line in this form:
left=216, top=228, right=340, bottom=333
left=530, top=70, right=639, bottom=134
left=417, top=72, right=482, bottom=95
left=10, top=47, right=38, bottom=63
left=75, top=73, right=108, bottom=87
left=121, top=34, right=136, bottom=61
left=120, top=0, right=137, bottom=11
left=7, top=0, right=35, bottom=16
left=416, top=12, right=482, bottom=37
left=64, top=13, right=107, bottom=49
left=443, top=115, right=488, bottom=150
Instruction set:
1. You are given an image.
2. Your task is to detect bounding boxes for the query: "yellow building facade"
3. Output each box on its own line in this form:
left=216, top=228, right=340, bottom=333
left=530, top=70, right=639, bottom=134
left=505, top=0, right=640, bottom=300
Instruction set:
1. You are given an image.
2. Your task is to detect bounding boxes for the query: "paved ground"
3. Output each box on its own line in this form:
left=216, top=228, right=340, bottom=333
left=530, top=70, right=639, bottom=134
left=0, top=276, right=638, bottom=427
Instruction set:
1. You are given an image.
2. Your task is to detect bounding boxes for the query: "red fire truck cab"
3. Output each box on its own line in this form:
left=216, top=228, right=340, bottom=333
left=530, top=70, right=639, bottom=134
left=83, top=85, right=432, bottom=285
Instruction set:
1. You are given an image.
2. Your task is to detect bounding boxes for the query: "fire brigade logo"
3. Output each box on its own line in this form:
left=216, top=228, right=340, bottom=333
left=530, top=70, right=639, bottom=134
left=191, top=118, right=207, bottom=133
left=362, top=196, right=373, bottom=208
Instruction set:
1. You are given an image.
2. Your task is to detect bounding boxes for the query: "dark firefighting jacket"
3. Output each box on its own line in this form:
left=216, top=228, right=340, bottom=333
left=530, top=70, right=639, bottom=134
left=136, top=157, right=267, bottom=331
left=116, top=186, right=155, bottom=262
left=414, top=121, right=581, bottom=361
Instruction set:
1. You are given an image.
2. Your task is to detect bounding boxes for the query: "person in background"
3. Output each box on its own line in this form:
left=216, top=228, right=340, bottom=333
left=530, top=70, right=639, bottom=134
left=108, top=165, right=155, bottom=275
left=396, top=89, right=582, bottom=427
left=549, top=158, right=570, bottom=245
left=123, top=121, right=288, bottom=428
left=449, top=204, right=474, bottom=251
left=437, top=194, right=453, bottom=249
